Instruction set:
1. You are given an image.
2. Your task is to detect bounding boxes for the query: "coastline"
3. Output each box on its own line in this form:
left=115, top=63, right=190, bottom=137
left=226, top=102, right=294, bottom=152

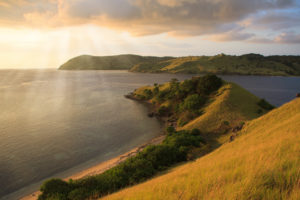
left=21, top=135, right=166, bottom=200
left=21, top=93, right=166, bottom=200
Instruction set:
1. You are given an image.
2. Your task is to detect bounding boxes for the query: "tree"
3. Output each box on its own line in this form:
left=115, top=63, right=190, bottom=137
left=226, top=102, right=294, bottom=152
left=39, top=178, right=71, bottom=200
left=182, top=94, right=206, bottom=112
left=143, top=89, right=153, bottom=99
left=197, top=74, right=222, bottom=95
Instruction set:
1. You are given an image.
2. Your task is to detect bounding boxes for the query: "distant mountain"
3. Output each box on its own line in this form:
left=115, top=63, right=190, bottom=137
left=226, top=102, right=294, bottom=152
left=59, top=54, right=173, bottom=70
left=59, top=53, right=300, bottom=76
left=131, top=54, right=300, bottom=76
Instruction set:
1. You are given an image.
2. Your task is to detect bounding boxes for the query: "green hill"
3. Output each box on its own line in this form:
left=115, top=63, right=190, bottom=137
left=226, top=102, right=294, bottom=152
left=59, top=54, right=173, bottom=70
left=132, top=75, right=272, bottom=135
left=130, top=54, right=300, bottom=76
left=59, top=53, right=300, bottom=76
left=103, top=98, right=300, bottom=200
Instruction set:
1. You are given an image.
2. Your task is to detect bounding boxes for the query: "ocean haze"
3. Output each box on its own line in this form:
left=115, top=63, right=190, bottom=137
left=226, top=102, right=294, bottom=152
left=0, top=70, right=299, bottom=199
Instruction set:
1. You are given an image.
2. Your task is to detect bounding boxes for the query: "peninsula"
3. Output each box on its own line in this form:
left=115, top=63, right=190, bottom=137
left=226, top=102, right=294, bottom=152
left=36, top=75, right=300, bottom=200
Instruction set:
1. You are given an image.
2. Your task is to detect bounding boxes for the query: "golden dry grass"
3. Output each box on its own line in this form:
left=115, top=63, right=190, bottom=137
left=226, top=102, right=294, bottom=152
left=182, top=82, right=267, bottom=133
left=102, top=98, right=300, bottom=200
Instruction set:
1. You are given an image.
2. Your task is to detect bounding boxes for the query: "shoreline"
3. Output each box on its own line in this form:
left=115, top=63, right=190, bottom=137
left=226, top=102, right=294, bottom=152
left=21, top=135, right=166, bottom=200
left=21, top=93, right=167, bottom=200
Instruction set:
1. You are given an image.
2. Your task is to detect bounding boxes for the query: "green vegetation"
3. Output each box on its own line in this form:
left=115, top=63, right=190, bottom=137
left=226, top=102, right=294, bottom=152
left=104, top=98, right=300, bottom=200
left=132, top=74, right=271, bottom=131
left=59, top=54, right=172, bottom=70
left=130, top=54, right=300, bottom=76
left=59, top=53, right=300, bottom=76
left=257, top=98, right=275, bottom=110
left=38, top=129, right=206, bottom=200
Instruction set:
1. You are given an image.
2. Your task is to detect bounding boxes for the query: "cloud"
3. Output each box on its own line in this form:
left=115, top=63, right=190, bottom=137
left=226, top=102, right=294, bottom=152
left=246, top=32, right=300, bottom=44
left=207, top=31, right=255, bottom=42
left=0, top=0, right=299, bottom=42
left=275, top=32, right=300, bottom=43
left=242, top=11, right=300, bottom=31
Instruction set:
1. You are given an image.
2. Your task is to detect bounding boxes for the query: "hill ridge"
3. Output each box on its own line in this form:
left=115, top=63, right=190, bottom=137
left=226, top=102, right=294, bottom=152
left=59, top=54, right=300, bottom=76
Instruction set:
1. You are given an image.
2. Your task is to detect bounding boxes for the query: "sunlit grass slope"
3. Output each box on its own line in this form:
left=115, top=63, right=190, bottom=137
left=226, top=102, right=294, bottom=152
left=103, top=98, right=300, bottom=200
left=182, top=82, right=266, bottom=133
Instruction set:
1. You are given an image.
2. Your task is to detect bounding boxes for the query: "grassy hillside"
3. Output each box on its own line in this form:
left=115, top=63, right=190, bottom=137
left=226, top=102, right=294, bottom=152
left=181, top=82, right=267, bottom=133
left=132, top=75, right=272, bottom=136
left=59, top=54, right=172, bottom=70
left=37, top=76, right=274, bottom=200
left=103, top=98, right=300, bottom=200
left=130, top=54, right=300, bottom=76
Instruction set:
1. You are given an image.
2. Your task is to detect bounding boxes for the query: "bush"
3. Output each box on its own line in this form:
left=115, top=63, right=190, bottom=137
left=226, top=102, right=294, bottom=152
left=163, top=130, right=204, bottom=149
left=39, top=129, right=206, bottom=200
left=182, top=94, right=206, bottom=112
left=177, top=112, right=196, bottom=127
left=143, top=89, right=153, bottom=100
left=153, top=86, right=159, bottom=95
left=141, top=145, right=183, bottom=170
left=158, top=105, right=169, bottom=116
left=166, top=126, right=176, bottom=134
left=223, top=121, right=230, bottom=126
left=257, top=99, right=275, bottom=110
left=67, top=188, right=90, bottom=200
left=38, top=179, right=72, bottom=200
left=197, top=74, right=222, bottom=95
left=191, top=128, right=201, bottom=135
left=156, top=90, right=169, bottom=102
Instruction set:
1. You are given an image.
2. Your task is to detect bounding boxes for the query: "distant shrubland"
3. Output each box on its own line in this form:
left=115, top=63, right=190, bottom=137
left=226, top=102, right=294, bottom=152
left=59, top=54, right=300, bottom=76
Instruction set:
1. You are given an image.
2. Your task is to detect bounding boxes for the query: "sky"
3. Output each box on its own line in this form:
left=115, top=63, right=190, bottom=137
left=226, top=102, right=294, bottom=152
left=0, top=0, right=300, bottom=68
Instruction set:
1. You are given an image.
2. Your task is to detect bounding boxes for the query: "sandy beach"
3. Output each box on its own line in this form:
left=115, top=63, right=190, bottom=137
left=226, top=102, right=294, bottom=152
left=21, top=135, right=165, bottom=200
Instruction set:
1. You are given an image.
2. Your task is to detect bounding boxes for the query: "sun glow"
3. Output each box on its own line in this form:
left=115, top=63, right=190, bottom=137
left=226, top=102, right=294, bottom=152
left=0, top=25, right=140, bottom=69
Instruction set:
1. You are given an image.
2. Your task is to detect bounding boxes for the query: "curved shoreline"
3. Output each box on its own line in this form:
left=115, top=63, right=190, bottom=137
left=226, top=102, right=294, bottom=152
left=21, top=135, right=166, bottom=200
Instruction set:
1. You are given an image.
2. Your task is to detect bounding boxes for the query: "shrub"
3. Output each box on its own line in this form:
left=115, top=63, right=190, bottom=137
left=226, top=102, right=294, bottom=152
left=158, top=105, right=169, bottom=116
left=191, top=128, right=201, bottom=135
left=166, top=126, right=176, bottom=134
left=257, top=99, right=275, bottom=110
left=177, top=112, right=196, bottom=127
left=163, top=130, right=204, bottom=149
left=153, top=86, right=159, bottom=95
left=38, top=179, right=71, bottom=200
left=156, top=90, right=169, bottom=102
left=182, top=94, right=206, bottom=112
left=180, top=79, right=196, bottom=95
left=39, top=129, right=206, bottom=200
left=223, top=121, right=230, bottom=126
left=67, top=188, right=90, bottom=200
left=197, top=74, right=222, bottom=95
left=143, top=89, right=153, bottom=100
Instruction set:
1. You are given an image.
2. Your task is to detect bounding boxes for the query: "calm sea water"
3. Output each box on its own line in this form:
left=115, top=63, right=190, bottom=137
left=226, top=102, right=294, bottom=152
left=0, top=70, right=299, bottom=199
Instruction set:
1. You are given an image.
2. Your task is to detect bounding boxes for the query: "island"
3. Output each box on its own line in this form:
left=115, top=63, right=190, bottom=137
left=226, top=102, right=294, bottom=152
left=59, top=54, right=300, bottom=76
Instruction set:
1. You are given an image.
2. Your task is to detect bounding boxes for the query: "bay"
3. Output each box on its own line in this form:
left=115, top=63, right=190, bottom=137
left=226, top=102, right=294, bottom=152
left=0, top=70, right=299, bottom=199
